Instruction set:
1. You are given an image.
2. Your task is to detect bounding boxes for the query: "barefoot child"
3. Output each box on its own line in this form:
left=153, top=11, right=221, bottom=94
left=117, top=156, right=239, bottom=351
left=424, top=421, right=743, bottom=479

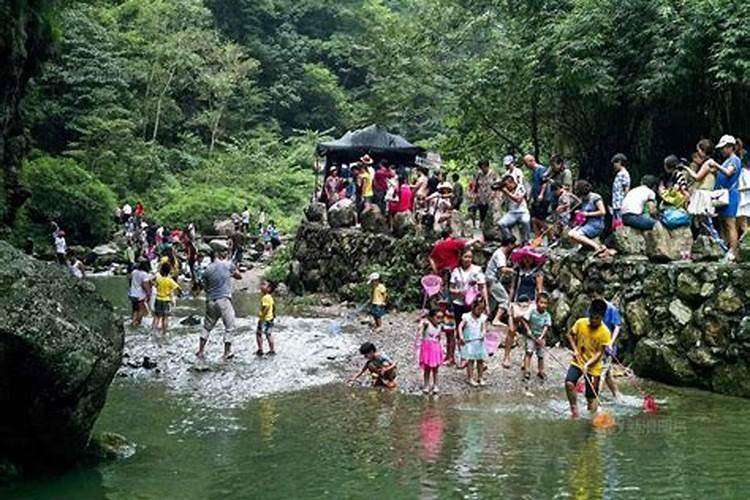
left=565, top=299, right=612, bottom=418
left=520, top=292, right=552, bottom=380
left=350, top=342, right=398, bottom=388
left=440, top=298, right=457, bottom=366
left=368, top=272, right=387, bottom=331
left=256, top=280, right=276, bottom=356
left=418, top=308, right=445, bottom=394
left=587, top=281, right=623, bottom=400
left=458, top=298, right=489, bottom=387
left=153, top=262, right=179, bottom=335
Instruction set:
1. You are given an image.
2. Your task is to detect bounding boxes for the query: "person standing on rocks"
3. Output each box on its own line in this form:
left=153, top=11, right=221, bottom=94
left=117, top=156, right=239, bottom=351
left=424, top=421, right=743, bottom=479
left=473, top=160, right=498, bottom=224
left=52, top=226, right=67, bottom=266
left=128, top=260, right=152, bottom=327
left=196, top=249, right=242, bottom=361
left=610, top=153, right=631, bottom=224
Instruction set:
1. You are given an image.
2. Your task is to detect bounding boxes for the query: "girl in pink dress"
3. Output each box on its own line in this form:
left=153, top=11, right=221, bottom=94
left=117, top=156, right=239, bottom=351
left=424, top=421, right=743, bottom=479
left=418, top=308, right=445, bottom=395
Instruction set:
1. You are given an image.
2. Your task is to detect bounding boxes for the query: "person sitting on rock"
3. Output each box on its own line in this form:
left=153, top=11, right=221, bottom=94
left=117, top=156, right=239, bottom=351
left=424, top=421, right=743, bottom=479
left=567, top=180, right=615, bottom=257
left=620, top=175, right=659, bottom=230
left=498, top=174, right=531, bottom=244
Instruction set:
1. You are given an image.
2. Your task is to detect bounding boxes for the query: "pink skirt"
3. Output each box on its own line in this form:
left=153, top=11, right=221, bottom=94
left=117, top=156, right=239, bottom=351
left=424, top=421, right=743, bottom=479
left=419, top=340, right=444, bottom=369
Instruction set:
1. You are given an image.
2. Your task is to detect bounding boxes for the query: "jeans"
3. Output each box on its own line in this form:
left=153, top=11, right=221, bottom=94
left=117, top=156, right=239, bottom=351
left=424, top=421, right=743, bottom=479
left=499, top=211, right=531, bottom=243
left=622, top=212, right=656, bottom=230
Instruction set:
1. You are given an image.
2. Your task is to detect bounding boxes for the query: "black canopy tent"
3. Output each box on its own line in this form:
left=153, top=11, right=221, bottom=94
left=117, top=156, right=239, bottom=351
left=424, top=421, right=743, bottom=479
left=316, top=124, right=424, bottom=166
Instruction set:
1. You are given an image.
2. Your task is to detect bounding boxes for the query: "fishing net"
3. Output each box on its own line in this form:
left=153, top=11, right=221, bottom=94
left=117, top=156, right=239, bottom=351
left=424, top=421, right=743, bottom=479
left=592, top=412, right=616, bottom=429
left=643, top=394, right=659, bottom=413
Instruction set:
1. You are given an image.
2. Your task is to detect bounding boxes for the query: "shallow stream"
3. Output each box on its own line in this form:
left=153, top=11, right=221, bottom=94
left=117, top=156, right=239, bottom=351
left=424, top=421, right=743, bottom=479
left=2, top=278, right=749, bottom=499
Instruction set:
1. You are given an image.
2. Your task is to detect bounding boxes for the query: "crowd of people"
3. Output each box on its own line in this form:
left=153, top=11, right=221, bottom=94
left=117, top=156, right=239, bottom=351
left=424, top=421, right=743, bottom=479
left=349, top=132, right=750, bottom=417
left=325, top=134, right=750, bottom=262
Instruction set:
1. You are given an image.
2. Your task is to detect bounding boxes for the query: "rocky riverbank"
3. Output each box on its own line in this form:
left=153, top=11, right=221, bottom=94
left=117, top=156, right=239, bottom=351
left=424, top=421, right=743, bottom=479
left=290, top=208, right=750, bottom=399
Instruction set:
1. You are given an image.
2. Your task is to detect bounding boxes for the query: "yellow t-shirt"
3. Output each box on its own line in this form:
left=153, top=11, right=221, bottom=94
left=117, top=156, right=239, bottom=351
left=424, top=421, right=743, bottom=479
left=371, top=283, right=387, bottom=306
left=570, top=318, right=611, bottom=376
left=154, top=275, right=179, bottom=301
left=362, top=167, right=374, bottom=198
left=259, top=293, right=275, bottom=321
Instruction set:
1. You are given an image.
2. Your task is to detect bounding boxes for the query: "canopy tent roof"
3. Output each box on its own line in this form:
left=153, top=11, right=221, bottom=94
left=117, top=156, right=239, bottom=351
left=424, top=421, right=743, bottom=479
left=316, top=124, right=424, bottom=164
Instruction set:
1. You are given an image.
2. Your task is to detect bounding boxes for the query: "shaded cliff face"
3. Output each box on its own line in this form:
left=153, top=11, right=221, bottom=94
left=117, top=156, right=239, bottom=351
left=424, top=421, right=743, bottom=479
left=291, top=222, right=750, bottom=398
left=0, top=241, right=124, bottom=474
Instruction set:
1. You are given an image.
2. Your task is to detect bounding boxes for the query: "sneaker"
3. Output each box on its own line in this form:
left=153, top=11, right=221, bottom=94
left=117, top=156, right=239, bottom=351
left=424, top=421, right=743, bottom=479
left=432, top=386, right=439, bottom=395
left=422, top=386, right=430, bottom=395
left=468, top=379, right=478, bottom=387
left=255, top=349, right=264, bottom=356
left=478, top=379, right=486, bottom=387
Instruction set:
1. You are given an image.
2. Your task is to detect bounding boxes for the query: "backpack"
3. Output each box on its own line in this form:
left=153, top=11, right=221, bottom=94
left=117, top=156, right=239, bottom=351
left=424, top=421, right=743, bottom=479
left=660, top=207, right=691, bottom=229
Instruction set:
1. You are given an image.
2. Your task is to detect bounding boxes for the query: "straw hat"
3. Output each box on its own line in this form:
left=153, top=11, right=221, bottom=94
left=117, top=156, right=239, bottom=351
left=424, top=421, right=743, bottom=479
left=367, top=272, right=380, bottom=283
left=360, top=154, right=374, bottom=165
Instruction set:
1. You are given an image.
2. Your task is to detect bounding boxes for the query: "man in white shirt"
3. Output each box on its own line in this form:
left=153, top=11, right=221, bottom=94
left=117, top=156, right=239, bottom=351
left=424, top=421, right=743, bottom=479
left=54, top=229, right=67, bottom=265
left=621, top=175, right=659, bottom=230
left=504, top=155, right=524, bottom=187
left=122, top=203, right=132, bottom=223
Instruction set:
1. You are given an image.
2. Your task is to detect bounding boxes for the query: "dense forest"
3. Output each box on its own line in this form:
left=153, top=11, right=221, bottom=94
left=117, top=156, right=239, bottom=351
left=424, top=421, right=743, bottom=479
left=2, top=0, right=749, bottom=246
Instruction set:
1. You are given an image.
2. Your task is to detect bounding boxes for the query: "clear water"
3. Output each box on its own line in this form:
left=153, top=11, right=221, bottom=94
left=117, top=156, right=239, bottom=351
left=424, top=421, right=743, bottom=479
left=3, top=278, right=750, bottom=499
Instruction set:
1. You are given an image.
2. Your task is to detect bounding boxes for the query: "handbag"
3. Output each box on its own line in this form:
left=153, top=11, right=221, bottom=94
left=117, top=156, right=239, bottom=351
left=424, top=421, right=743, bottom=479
left=661, top=207, right=691, bottom=229
left=710, top=189, right=729, bottom=208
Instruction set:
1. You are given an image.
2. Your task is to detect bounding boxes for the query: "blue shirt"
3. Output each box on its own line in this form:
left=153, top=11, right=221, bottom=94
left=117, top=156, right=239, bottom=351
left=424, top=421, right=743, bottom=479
left=530, top=165, right=547, bottom=199
left=585, top=301, right=622, bottom=335
left=716, top=155, right=742, bottom=190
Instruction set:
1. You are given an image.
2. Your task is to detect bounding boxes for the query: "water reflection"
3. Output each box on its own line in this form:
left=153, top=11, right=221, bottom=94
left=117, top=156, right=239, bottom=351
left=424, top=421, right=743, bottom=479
left=418, top=408, right=444, bottom=463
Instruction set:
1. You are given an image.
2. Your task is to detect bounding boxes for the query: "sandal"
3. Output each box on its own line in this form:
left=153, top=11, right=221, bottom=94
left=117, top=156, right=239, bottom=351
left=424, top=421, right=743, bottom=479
left=255, top=349, right=264, bottom=356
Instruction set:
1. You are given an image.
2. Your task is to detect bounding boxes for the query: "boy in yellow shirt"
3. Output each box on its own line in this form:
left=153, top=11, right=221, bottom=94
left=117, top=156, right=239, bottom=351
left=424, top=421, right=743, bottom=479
left=256, top=280, right=276, bottom=356
left=564, top=299, right=611, bottom=418
left=153, top=262, right=180, bottom=335
left=368, top=272, right=387, bottom=331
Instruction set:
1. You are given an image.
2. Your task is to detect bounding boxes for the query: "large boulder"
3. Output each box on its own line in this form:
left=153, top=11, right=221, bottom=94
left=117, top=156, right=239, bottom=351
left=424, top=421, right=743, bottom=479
left=328, top=199, right=356, bottom=229
left=644, top=224, right=692, bottom=262
left=361, top=206, right=388, bottom=234
left=632, top=337, right=698, bottom=386
left=606, top=226, right=646, bottom=255
left=213, top=218, right=236, bottom=236
left=304, top=202, right=327, bottom=224
left=392, top=212, right=416, bottom=238
left=0, top=241, right=123, bottom=473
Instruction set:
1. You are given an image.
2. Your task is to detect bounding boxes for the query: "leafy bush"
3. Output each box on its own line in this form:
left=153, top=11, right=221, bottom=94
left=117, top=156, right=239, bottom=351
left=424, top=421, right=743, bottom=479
left=19, top=155, right=116, bottom=245
left=263, top=245, right=292, bottom=284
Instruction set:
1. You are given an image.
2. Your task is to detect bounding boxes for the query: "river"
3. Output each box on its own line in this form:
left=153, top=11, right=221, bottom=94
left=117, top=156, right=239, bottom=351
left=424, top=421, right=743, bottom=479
left=2, top=277, right=749, bottom=499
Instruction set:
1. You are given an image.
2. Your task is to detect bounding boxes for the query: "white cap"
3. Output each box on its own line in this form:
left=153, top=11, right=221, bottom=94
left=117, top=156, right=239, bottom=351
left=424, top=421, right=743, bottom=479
left=716, top=134, right=737, bottom=149
left=503, top=154, right=515, bottom=166
left=368, top=272, right=380, bottom=283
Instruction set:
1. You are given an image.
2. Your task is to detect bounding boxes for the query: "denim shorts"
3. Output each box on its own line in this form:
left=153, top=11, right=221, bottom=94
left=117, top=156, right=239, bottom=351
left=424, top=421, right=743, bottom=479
left=370, top=304, right=386, bottom=319
left=256, top=319, right=274, bottom=337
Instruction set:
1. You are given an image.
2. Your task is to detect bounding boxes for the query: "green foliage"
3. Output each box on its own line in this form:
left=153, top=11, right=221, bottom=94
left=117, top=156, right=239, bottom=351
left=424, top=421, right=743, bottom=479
left=263, top=245, right=292, bottom=284
left=19, top=156, right=116, bottom=245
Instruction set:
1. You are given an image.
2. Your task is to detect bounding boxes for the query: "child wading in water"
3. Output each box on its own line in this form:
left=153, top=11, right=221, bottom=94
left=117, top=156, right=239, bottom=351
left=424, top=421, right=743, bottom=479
left=256, top=280, right=276, bottom=356
left=565, top=299, right=612, bottom=418
left=418, top=308, right=445, bottom=395
left=350, top=342, right=398, bottom=388
left=520, top=292, right=552, bottom=380
left=153, top=262, right=179, bottom=335
left=368, top=272, right=387, bottom=331
left=458, top=298, right=489, bottom=387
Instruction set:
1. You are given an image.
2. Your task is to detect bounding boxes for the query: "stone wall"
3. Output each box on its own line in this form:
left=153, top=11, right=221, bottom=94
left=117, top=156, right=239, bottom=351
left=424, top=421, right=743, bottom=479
left=291, top=214, right=750, bottom=398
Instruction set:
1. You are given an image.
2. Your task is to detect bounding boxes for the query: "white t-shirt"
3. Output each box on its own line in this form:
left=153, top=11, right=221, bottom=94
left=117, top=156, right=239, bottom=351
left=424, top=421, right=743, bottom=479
left=506, top=184, right=528, bottom=213
left=621, top=185, right=656, bottom=216
left=450, top=264, right=486, bottom=306
left=485, top=248, right=508, bottom=283
left=507, top=167, right=524, bottom=187
left=129, top=270, right=152, bottom=300
left=54, top=235, right=67, bottom=255
left=241, top=210, right=250, bottom=224
left=122, top=204, right=132, bottom=216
